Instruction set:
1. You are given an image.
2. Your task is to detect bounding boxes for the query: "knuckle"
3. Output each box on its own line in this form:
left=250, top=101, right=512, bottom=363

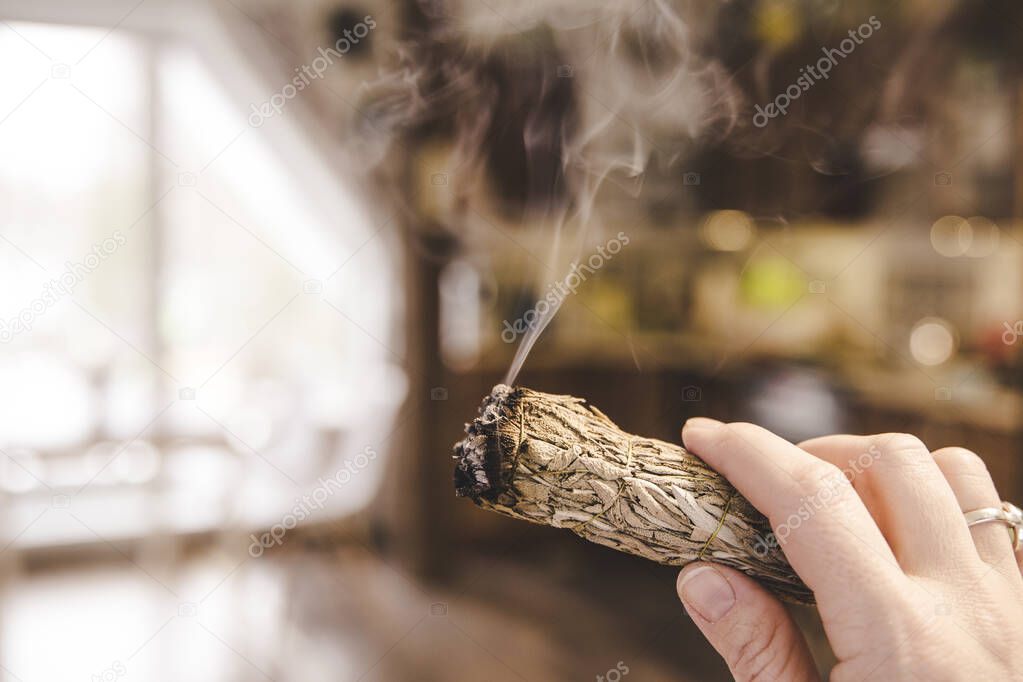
left=728, top=621, right=785, bottom=682
left=874, top=432, right=929, bottom=461
left=792, top=460, right=845, bottom=494
left=934, top=446, right=988, bottom=474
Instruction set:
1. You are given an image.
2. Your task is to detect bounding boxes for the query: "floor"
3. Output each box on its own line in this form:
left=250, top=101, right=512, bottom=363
left=0, top=538, right=790, bottom=681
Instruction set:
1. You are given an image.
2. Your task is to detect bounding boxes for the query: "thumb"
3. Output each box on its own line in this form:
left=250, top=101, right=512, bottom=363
left=677, top=563, right=819, bottom=682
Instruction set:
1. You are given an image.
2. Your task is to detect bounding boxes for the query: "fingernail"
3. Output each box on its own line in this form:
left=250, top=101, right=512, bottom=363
left=684, top=417, right=722, bottom=432
left=678, top=566, right=735, bottom=623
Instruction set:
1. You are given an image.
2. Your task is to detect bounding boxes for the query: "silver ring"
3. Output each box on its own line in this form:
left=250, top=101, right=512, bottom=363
left=964, top=501, right=1023, bottom=552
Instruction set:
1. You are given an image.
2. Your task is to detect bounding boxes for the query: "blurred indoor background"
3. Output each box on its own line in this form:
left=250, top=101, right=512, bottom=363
left=0, top=0, right=1021, bottom=680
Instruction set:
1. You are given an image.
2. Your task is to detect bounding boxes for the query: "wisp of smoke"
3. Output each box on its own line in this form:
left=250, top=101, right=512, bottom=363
left=357, top=0, right=742, bottom=384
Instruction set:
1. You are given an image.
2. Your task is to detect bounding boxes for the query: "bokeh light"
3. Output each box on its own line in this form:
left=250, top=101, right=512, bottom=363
left=701, top=210, right=756, bottom=252
left=909, top=317, right=957, bottom=366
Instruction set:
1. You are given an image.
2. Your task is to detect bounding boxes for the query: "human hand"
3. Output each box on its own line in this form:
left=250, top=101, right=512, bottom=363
left=675, top=419, right=1023, bottom=681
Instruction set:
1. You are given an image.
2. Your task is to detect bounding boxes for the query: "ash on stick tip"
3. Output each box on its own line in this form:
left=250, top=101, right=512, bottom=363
left=453, top=384, right=515, bottom=498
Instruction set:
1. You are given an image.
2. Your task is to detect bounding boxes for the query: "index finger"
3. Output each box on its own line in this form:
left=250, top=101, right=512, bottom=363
left=682, top=419, right=910, bottom=641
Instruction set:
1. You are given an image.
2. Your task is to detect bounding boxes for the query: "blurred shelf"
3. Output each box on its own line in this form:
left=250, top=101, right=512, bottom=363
left=462, top=340, right=1023, bottom=433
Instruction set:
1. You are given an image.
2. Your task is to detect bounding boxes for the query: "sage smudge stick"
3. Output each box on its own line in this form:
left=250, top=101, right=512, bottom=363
left=454, top=385, right=813, bottom=605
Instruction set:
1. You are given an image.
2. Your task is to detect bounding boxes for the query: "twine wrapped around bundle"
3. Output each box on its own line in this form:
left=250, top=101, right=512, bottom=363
left=454, top=385, right=813, bottom=604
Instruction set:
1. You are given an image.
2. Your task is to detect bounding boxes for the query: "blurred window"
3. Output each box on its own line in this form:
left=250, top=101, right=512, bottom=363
left=0, top=21, right=401, bottom=547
